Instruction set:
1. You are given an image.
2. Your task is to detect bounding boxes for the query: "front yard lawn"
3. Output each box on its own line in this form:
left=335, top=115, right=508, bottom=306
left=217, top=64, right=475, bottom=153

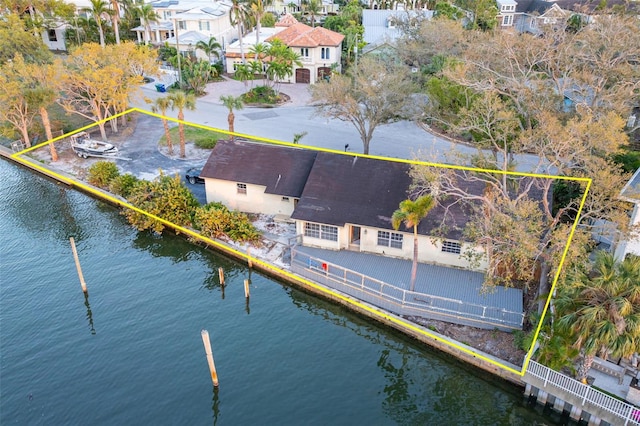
left=159, top=126, right=229, bottom=149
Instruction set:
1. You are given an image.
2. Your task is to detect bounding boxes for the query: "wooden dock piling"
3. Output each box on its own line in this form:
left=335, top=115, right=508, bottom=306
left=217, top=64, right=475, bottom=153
left=218, top=267, right=225, bottom=286
left=247, top=247, right=253, bottom=268
left=244, top=279, right=250, bottom=299
left=69, top=237, right=87, bottom=293
left=201, top=330, right=219, bottom=387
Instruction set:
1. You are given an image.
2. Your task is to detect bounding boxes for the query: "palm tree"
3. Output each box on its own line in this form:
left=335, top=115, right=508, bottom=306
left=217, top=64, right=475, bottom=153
left=249, top=42, right=269, bottom=82
left=249, top=0, right=273, bottom=46
left=151, top=96, right=174, bottom=155
left=138, top=3, right=159, bottom=43
left=86, top=0, right=110, bottom=47
left=229, top=0, right=249, bottom=64
left=195, top=37, right=222, bottom=63
left=306, top=0, right=321, bottom=27
left=555, top=251, right=640, bottom=383
left=391, top=195, right=435, bottom=292
left=109, top=0, right=121, bottom=44
left=167, top=91, right=196, bottom=158
left=220, top=95, right=244, bottom=140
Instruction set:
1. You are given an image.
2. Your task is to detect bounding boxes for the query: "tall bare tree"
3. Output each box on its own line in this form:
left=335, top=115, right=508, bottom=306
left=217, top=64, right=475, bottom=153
left=310, top=56, right=416, bottom=155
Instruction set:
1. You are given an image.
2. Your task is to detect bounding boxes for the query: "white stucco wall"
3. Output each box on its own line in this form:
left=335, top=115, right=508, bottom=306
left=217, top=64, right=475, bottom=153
left=204, top=178, right=296, bottom=216
left=614, top=203, right=640, bottom=260
left=296, top=220, right=488, bottom=271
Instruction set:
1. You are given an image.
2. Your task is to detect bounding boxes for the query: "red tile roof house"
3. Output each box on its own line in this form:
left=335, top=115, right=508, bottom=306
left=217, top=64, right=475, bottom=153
left=223, top=14, right=343, bottom=83
left=200, top=140, right=489, bottom=271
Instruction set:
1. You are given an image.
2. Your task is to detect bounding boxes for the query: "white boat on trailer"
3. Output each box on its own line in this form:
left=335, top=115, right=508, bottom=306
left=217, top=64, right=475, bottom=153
left=70, top=132, right=119, bottom=158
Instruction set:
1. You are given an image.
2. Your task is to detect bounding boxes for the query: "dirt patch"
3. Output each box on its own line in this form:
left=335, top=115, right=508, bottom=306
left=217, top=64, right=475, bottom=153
left=406, top=316, right=526, bottom=366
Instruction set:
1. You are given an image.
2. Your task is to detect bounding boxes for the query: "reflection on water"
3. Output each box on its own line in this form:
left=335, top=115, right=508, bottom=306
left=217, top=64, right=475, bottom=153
left=83, top=292, right=96, bottom=335
left=0, top=160, right=559, bottom=425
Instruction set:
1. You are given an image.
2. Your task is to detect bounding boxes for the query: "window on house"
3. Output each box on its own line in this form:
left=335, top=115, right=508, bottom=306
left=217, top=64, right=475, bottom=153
left=48, top=29, right=57, bottom=42
left=164, top=11, right=171, bottom=20
left=503, top=15, right=513, bottom=26
left=300, top=48, right=309, bottom=58
left=178, top=21, right=186, bottom=30
left=304, top=223, right=338, bottom=241
left=237, top=183, right=247, bottom=194
left=199, top=21, right=210, bottom=31
left=321, top=47, right=330, bottom=60
left=441, top=241, right=462, bottom=254
left=377, top=231, right=403, bottom=249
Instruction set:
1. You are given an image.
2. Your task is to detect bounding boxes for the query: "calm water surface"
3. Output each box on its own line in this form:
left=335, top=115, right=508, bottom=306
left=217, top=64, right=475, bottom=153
left=0, top=160, right=562, bottom=425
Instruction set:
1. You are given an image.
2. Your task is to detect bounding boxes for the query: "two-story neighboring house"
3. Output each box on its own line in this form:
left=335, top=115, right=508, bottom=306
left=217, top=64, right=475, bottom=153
left=496, top=0, right=517, bottom=27
left=131, top=0, right=235, bottom=60
left=265, top=15, right=343, bottom=83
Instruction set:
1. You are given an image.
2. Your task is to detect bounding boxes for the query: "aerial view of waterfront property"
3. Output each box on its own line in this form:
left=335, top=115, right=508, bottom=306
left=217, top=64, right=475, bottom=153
left=2, top=1, right=640, bottom=424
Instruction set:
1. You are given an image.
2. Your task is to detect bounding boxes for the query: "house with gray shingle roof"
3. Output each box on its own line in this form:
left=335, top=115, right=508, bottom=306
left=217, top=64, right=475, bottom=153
left=200, top=140, right=318, bottom=217
left=200, top=141, right=490, bottom=271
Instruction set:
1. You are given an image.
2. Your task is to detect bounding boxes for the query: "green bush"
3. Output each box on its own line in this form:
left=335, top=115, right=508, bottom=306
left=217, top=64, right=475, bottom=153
left=242, top=85, right=279, bottom=105
left=612, top=149, right=640, bottom=173
left=194, top=137, right=218, bottom=149
left=87, top=161, right=120, bottom=188
left=194, top=202, right=262, bottom=243
left=124, top=172, right=200, bottom=233
left=108, top=173, right=140, bottom=198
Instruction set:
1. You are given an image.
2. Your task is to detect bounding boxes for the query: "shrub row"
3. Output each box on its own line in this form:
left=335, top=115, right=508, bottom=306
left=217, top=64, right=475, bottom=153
left=86, top=161, right=262, bottom=244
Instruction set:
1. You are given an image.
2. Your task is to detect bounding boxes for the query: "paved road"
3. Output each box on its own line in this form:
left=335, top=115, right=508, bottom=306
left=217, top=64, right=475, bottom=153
left=132, top=77, right=542, bottom=172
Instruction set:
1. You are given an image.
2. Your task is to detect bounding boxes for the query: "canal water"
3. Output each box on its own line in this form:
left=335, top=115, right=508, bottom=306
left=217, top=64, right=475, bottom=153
left=0, top=160, right=563, bottom=425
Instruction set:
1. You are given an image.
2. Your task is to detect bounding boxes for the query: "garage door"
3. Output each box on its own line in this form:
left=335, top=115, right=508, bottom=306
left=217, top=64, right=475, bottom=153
left=295, top=68, right=310, bottom=84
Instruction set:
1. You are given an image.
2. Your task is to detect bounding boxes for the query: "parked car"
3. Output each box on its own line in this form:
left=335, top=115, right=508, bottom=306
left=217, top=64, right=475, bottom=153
left=185, top=167, right=204, bottom=184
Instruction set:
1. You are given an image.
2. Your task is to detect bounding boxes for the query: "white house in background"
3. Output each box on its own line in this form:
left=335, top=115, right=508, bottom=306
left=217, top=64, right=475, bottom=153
left=268, top=0, right=339, bottom=17
left=224, top=27, right=284, bottom=73
left=265, top=14, right=343, bottom=83
left=131, top=0, right=235, bottom=56
left=40, top=0, right=92, bottom=51
left=614, top=168, right=640, bottom=261
left=199, top=140, right=318, bottom=217
left=199, top=140, right=491, bottom=271
left=362, top=9, right=433, bottom=49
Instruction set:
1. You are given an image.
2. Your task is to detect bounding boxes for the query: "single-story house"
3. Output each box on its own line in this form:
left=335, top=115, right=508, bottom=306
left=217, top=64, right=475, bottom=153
left=200, top=141, right=489, bottom=271
left=199, top=140, right=317, bottom=217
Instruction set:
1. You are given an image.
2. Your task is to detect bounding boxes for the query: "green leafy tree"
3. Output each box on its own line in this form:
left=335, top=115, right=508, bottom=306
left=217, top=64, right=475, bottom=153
left=151, top=96, right=174, bottom=155
left=391, top=195, right=435, bottom=292
left=124, top=172, right=200, bottom=233
left=555, top=251, right=640, bottom=383
left=310, top=55, right=416, bottom=155
left=167, top=90, right=196, bottom=158
left=87, top=160, right=120, bottom=188
left=182, top=59, right=217, bottom=96
left=220, top=95, right=244, bottom=140
left=0, top=13, right=52, bottom=65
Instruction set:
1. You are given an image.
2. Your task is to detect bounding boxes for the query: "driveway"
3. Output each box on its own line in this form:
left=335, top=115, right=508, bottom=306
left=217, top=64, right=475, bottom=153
left=114, top=113, right=209, bottom=204
left=135, top=75, right=543, bottom=173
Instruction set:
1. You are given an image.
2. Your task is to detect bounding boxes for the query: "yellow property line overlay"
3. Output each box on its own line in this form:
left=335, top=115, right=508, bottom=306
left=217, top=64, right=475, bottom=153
left=13, top=107, right=592, bottom=377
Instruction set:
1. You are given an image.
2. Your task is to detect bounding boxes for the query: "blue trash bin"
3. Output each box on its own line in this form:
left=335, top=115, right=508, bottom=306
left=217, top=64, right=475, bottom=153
left=155, top=84, right=166, bottom=93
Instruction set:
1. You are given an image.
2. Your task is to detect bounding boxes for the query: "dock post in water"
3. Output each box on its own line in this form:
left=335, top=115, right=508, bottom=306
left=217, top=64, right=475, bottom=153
left=218, top=267, right=225, bottom=286
left=244, top=279, right=250, bottom=299
left=69, top=237, right=87, bottom=293
left=201, top=330, right=219, bottom=387
left=247, top=247, right=253, bottom=268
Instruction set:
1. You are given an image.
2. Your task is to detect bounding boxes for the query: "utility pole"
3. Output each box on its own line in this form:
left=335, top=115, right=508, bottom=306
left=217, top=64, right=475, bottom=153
left=173, top=18, right=182, bottom=87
